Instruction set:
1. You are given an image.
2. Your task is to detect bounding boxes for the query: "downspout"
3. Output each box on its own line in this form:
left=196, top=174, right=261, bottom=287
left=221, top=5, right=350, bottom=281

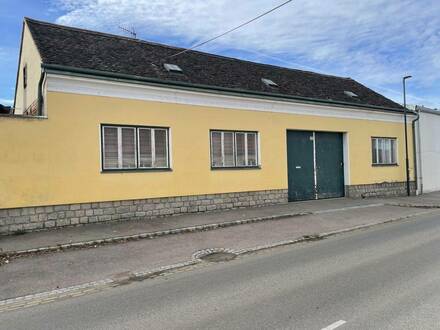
left=412, top=108, right=421, bottom=194
left=37, top=69, right=45, bottom=116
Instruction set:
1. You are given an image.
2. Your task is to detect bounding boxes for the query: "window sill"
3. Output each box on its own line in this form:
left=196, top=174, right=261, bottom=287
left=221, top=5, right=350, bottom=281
left=101, top=168, right=173, bottom=173
left=372, top=163, right=399, bottom=167
left=211, top=166, right=262, bottom=171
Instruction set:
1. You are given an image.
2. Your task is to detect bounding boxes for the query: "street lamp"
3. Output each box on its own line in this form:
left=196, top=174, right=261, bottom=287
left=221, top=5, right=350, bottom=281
left=403, top=75, right=412, bottom=196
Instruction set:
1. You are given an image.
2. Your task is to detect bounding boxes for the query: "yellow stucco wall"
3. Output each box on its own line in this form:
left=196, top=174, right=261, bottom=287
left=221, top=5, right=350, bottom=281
left=0, top=91, right=414, bottom=208
left=14, top=22, right=42, bottom=115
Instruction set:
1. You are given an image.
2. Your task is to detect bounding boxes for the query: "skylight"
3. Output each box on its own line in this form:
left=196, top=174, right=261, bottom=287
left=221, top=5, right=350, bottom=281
left=344, top=91, right=358, bottom=98
left=164, top=63, right=183, bottom=73
left=262, top=78, right=278, bottom=88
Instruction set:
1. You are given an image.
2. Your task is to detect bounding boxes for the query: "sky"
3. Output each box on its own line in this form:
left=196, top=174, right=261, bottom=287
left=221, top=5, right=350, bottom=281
left=1, top=0, right=439, bottom=108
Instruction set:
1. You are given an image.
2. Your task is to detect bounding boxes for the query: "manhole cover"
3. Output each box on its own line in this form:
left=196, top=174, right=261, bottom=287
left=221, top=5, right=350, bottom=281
left=199, top=252, right=237, bottom=262
left=193, top=248, right=239, bottom=262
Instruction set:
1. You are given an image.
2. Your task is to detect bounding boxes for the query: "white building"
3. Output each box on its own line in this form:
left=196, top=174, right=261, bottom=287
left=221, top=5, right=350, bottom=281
left=414, top=106, right=440, bottom=193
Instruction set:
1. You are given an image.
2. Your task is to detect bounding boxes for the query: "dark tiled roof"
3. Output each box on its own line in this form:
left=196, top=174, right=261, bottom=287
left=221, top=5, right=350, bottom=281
left=26, top=18, right=402, bottom=111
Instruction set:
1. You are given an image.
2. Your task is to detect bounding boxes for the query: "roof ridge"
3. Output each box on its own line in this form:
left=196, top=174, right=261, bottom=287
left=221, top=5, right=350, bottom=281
left=24, top=17, right=351, bottom=81
left=24, top=17, right=186, bottom=52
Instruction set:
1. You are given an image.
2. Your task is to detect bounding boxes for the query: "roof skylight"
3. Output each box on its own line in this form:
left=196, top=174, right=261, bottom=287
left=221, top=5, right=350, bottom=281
left=164, top=63, right=183, bottom=73
left=344, top=91, right=358, bottom=98
left=262, top=78, right=278, bottom=88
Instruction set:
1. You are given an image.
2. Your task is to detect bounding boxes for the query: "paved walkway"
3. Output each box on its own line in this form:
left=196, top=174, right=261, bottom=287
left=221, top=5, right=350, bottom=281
left=390, top=191, right=440, bottom=207
left=0, top=194, right=439, bottom=300
left=1, top=192, right=439, bottom=254
left=1, top=198, right=381, bottom=253
left=4, top=212, right=440, bottom=329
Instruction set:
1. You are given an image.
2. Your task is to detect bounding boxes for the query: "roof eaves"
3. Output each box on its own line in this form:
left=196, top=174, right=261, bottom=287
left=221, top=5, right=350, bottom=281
left=42, top=63, right=410, bottom=115
left=417, top=106, right=440, bottom=116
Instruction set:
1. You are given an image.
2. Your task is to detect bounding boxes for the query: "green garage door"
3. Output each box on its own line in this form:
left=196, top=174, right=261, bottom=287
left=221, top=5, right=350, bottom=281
left=287, top=130, right=345, bottom=202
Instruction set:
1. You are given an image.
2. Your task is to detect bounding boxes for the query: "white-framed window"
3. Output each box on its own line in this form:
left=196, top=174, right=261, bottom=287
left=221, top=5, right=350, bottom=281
left=372, top=137, right=397, bottom=165
left=210, top=130, right=259, bottom=168
left=101, top=125, right=169, bottom=171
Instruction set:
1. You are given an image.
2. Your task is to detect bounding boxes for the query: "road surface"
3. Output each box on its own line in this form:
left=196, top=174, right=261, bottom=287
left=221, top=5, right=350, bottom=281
left=2, top=212, right=440, bottom=329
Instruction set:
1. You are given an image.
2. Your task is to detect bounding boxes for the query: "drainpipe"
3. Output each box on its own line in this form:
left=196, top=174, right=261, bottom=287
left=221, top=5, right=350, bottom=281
left=412, top=107, right=421, bottom=194
left=37, top=70, right=46, bottom=116
left=402, top=76, right=412, bottom=196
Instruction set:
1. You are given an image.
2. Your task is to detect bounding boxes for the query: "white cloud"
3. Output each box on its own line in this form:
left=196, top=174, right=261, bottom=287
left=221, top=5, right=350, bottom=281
left=52, top=0, right=440, bottom=106
left=0, top=98, right=13, bottom=105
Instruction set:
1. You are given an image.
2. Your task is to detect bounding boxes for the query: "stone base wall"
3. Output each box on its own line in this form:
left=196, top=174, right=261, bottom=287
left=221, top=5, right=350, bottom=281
left=0, top=189, right=288, bottom=235
left=346, top=181, right=416, bottom=198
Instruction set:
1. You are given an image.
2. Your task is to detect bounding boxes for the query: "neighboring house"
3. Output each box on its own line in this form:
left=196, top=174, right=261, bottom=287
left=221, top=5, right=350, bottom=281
left=0, top=104, right=12, bottom=114
left=414, top=106, right=440, bottom=193
left=0, top=18, right=417, bottom=234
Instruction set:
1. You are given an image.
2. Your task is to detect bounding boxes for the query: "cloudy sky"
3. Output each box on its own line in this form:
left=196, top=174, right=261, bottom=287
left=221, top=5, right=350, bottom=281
left=1, top=0, right=439, bottom=108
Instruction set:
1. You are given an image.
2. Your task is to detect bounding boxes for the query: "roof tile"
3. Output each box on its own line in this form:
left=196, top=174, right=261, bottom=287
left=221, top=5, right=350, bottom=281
left=26, top=18, right=402, bottom=111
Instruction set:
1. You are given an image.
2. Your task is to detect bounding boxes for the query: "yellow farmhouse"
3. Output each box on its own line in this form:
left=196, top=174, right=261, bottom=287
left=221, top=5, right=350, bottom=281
left=0, top=18, right=417, bottom=234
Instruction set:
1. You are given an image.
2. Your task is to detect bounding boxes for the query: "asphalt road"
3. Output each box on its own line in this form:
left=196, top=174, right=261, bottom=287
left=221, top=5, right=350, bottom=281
left=2, top=212, right=440, bottom=329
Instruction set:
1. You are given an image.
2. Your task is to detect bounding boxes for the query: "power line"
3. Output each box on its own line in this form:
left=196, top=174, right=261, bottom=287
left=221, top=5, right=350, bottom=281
left=168, top=0, right=293, bottom=58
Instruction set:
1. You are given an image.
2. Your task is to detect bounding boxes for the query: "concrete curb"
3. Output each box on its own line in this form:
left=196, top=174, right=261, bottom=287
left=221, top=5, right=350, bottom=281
left=0, top=261, right=197, bottom=313
left=0, top=211, right=311, bottom=259
left=1, top=203, right=386, bottom=259
left=0, top=208, right=435, bottom=313
left=387, top=203, right=440, bottom=209
left=238, top=209, right=436, bottom=256
left=0, top=279, right=115, bottom=313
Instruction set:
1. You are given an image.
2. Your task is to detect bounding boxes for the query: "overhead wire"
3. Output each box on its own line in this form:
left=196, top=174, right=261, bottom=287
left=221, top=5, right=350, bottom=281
left=168, top=0, right=293, bottom=58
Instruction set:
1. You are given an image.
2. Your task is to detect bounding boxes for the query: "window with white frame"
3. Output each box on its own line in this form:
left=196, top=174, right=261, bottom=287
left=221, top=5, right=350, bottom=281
left=372, top=137, right=397, bottom=165
left=211, top=130, right=259, bottom=168
left=101, top=125, right=169, bottom=170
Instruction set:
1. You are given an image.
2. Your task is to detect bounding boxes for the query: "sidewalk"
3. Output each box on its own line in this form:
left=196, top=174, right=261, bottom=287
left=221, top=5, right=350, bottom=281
left=1, top=192, right=440, bottom=254
left=1, top=198, right=383, bottom=254
left=0, top=193, right=439, bottom=301
left=389, top=191, right=440, bottom=207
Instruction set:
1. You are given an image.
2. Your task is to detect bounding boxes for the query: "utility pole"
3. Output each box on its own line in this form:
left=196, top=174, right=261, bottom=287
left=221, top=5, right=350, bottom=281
left=403, top=75, right=412, bottom=196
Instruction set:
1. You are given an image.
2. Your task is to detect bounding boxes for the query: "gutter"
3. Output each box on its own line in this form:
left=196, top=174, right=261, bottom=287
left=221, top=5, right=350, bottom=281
left=41, top=63, right=414, bottom=116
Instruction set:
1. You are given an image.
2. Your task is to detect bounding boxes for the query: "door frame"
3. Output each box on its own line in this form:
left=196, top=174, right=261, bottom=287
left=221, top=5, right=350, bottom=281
left=286, top=129, right=349, bottom=201
left=342, top=132, right=350, bottom=187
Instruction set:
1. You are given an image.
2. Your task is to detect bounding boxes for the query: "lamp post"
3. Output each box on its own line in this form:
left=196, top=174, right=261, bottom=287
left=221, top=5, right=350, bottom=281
left=403, top=75, right=412, bottom=196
